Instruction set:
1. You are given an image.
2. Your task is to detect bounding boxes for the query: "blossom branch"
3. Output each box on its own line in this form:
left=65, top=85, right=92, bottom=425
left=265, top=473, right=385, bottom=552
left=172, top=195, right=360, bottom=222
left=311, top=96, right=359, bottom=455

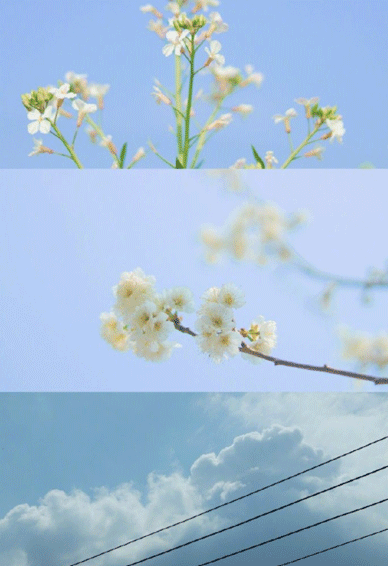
left=170, top=318, right=388, bottom=385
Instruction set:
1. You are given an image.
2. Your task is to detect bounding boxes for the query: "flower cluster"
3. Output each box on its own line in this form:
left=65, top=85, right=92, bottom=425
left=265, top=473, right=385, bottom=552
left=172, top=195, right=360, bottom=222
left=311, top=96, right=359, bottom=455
left=141, top=0, right=265, bottom=168
left=20, top=0, right=344, bottom=168
left=199, top=201, right=309, bottom=265
left=230, top=98, right=345, bottom=169
left=195, top=283, right=245, bottom=363
left=100, top=268, right=277, bottom=363
left=339, top=326, right=388, bottom=371
left=21, top=74, right=145, bottom=169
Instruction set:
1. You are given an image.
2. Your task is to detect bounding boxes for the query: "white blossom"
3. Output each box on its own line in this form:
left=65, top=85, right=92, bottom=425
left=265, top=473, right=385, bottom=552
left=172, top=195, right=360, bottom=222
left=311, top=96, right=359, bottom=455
left=206, top=113, right=233, bottom=131
left=208, top=12, right=228, bottom=33
left=196, top=302, right=235, bottom=333
left=193, top=0, right=220, bottom=11
left=265, top=151, right=278, bottom=168
left=217, top=283, right=246, bottom=309
left=159, top=286, right=196, bottom=313
left=132, top=337, right=181, bottom=362
left=242, top=316, right=277, bottom=364
left=326, top=118, right=345, bottom=143
left=100, top=312, right=132, bottom=352
left=113, top=268, right=157, bottom=323
left=162, top=30, right=190, bottom=57
left=48, top=83, right=77, bottom=101
left=231, top=104, right=253, bottom=116
left=152, top=86, right=172, bottom=105
left=196, top=329, right=241, bottom=363
left=28, top=138, right=53, bottom=156
left=72, top=99, right=97, bottom=115
left=204, top=40, right=225, bottom=66
left=273, top=108, right=298, bottom=124
left=27, top=107, right=54, bottom=135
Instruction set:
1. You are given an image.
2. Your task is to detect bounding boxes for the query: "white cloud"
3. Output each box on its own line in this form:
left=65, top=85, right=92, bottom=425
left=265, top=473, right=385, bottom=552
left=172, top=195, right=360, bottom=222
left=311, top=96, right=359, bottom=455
left=1, top=412, right=387, bottom=566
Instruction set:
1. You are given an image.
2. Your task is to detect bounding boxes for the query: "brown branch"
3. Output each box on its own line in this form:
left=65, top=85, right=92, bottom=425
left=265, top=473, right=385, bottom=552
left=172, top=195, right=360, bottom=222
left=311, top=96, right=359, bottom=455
left=171, top=318, right=388, bottom=385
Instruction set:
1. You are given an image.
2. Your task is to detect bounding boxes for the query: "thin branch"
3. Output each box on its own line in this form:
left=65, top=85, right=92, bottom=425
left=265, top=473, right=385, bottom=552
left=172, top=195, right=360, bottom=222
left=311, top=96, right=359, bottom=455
left=171, top=318, right=388, bottom=385
left=290, top=252, right=388, bottom=289
left=226, top=184, right=388, bottom=291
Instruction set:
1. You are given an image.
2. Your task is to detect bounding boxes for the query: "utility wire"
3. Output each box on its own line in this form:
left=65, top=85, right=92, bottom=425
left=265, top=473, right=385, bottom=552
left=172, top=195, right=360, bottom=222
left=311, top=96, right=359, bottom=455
left=277, top=526, right=388, bottom=565
left=67, top=434, right=388, bottom=566
left=192, top=497, right=388, bottom=566
left=117, top=465, right=388, bottom=566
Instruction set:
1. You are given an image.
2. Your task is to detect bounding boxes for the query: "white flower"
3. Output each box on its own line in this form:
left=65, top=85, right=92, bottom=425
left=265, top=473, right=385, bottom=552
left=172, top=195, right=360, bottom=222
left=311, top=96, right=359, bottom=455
left=65, top=71, right=88, bottom=83
left=72, top=99, right=97, bottom=114
left=212, top=65, right=240, bottom=80
left=204, top=40, right=225, bottom=66
left=242, top=316, right=277, bottom=364
left=166, top=2, right=181, bottom=16
left=147, top=18, right=169, bottom=39
left=88, top=83, right=110, bottom=98
left=162, top=30, right=190, bottom=57
left=130, top=147, right=146, bottom=164
left=230, top=158, right=247, bottom=169
left=132, top=337, right=181, bottom=362
left=265, top=151, right=278, bottom=168
left=304, top=146, right=325, bottom=160
left=273, top=108, right=297, bottom=134
left=28, top=138, right=54, bottom=156
left=100, top=312, right=132, bottom=352
left=131, top=301, right=175, bottom=342
left=200, top=286, right=220, bottom=304
left=159, top=287, right=196, bottom=313
left=193, top=0, right=220, bottom=11
left=326, top=118, right=345, bottom=143
left=295, top=96, right=319, bottom=117
left=27, top=107, right=54, bottom=135
left=231, top=104, right=253, bottom=116
left=99, top=135, right=117, bottom=155
left=206, top=113, right=233, bottom=131
left=241, top=65, right=263, bottom=88
left=208, top=12, right=228, bottom=33
left=49, top=83, right=77, bottom=101
left=273, top=108, right=297, bottom=124
left=196, top=303, right=235, bottom=333
left=196, top=330, right=241, bottom=363
left=217, top=283, right=246, bottom=309
left=72, top=99, right=97, bottom=126
left=113, top=268, right=157, bottom=323
left=151, top=86, right=172, bottom=105
left=87, top=83, right=110, bottom=109
left=28, top=138, right=44, bottom=156
left=140, top=3, right=163, bottom=17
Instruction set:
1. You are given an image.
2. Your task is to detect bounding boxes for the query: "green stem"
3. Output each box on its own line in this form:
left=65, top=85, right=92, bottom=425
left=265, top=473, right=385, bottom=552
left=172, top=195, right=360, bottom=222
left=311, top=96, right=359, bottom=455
left=281, top=122, right=322, bottom=169
left=182, top=34, right=196, bottom=168
left=50, top=121, right=83, bottom=168
left=175, top=54, right=183, bottom=162
left=190, top=98, right=223, bottom=168
left=85, top=116, right=120, bottom=167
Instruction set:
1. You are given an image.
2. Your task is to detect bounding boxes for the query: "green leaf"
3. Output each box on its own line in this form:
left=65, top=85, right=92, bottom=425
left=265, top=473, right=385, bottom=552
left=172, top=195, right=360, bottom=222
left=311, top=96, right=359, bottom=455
left=176, top=158, right=184, bottom=169
left=119, top=142, right=128, bottom=168
left=251, top=145, right=265, bottom=169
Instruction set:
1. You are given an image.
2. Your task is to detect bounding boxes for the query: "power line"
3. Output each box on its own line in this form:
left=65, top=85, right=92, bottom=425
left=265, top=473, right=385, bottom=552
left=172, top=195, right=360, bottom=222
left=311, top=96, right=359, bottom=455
left=192, top=497, right=388, bottom=566
left=277, top=527, right=388, bottom=565
left=67, top=434, right=388, bottom=566
left=118, top=465, right=388, bottom=566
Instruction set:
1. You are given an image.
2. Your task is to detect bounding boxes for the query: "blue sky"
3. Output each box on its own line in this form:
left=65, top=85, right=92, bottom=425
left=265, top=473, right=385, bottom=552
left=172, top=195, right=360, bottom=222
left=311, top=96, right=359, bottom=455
left=1, top=0, right=387, bottom=169
left=1, top=168, right=388, bottom=392
left=0, top=392, right=387, bottom=566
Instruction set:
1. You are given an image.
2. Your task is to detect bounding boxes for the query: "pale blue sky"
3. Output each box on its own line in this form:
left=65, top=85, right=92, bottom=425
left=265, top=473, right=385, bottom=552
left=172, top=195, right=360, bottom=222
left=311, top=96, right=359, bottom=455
left=1, top=0, right=387, bottom=168
left=1, top=169, right=388, bottom=392
left=0, top=393, right=387, bottom=566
